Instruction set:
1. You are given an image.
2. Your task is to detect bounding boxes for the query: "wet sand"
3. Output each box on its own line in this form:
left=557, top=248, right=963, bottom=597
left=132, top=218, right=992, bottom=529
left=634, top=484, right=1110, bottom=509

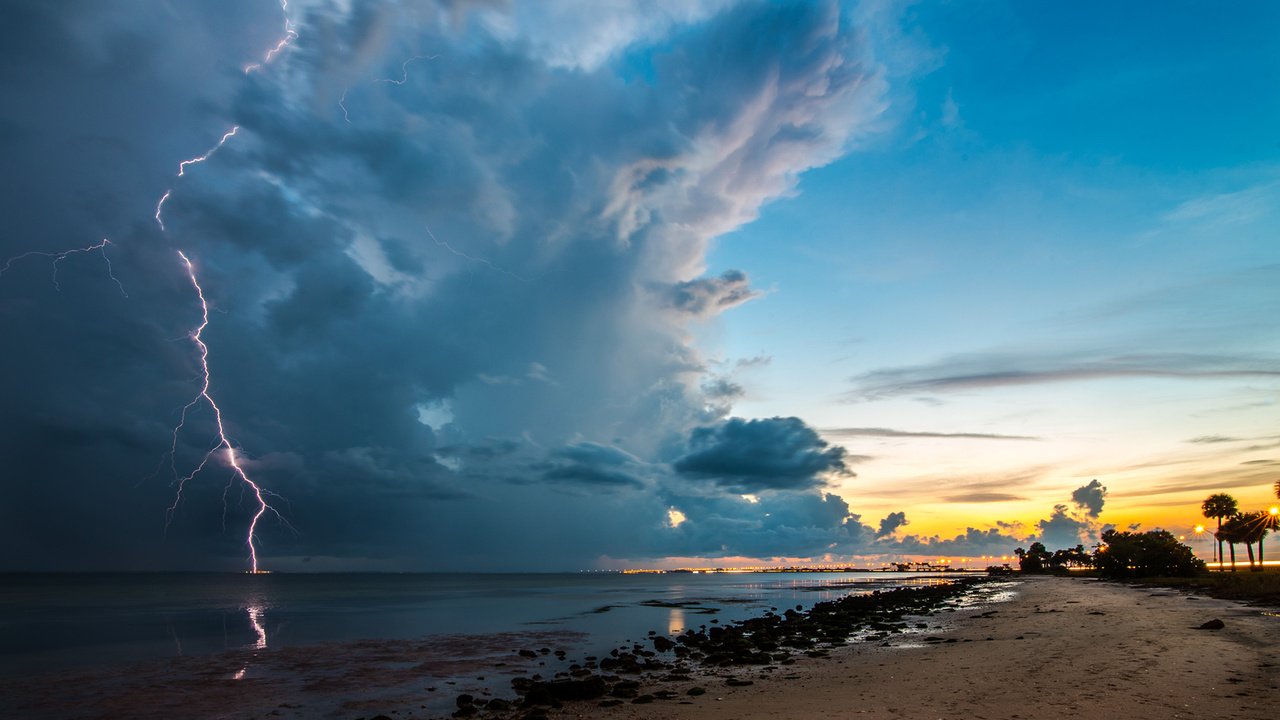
left=591, top=575, right=1280, bottom=720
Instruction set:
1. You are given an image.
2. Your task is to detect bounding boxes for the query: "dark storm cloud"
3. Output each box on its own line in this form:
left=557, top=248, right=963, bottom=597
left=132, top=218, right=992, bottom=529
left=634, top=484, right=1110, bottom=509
left=0, top=0, right=904, bottom=570
left=891, top=527, right=1022, bottom=556
left=1070, top=479, right=1106, bottom=518
left=537, top=441, right=648, bottom=489
left=875, top=510, right=907, bottom=537
left=822, top=427, right=1040, bottom=441
left=1032, top=504, right=1092, bottom=549
left=674, top=417, right=851, bottom=493
left=658, top=490, right=879, bottom=559
left=848, top=352, right=1280, bottom=401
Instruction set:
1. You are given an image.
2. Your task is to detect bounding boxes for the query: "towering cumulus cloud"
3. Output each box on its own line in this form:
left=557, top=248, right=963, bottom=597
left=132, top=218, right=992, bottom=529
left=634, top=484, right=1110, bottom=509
left=0, top=1, right=896, bottom=570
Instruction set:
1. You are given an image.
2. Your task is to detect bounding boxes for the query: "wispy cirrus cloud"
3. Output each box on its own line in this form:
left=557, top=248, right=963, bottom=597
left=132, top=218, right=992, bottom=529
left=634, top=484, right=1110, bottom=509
left=847, top=352, right=1280, bottom=401
left=1161, top=180, right=1280, bottom=226
left=821, top=427, right=1040, bottom=441
left=942, top=492, right=1026, bottom=503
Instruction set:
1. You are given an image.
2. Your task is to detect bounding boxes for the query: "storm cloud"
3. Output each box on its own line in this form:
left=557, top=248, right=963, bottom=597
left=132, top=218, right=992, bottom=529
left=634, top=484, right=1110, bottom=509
left=0, top=0, right=907, bottom=570
left=1070, top=479, right=1107, bottom=518
left=674, top=417, right=852, bottom=493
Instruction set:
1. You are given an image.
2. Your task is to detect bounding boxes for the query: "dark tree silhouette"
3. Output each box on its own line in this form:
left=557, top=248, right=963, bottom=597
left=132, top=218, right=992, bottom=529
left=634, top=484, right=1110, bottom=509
left=1092, top=529, right=1204, bottom=578
left=1219, top=514, right=1251, bottom=572
left=1014, top=542, right=1051, bottom=573
left=1202, top=493, right=1238, bottom=566
left=1238, top=510, right=1278, bottom=571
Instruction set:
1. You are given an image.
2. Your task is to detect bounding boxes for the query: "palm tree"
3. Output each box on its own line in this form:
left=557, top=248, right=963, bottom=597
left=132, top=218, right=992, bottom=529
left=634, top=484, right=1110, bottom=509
left=1233, top=511, right=1274, bottom=571
left=1218, top=514, right=1247, bottom=572
left=1202, top=493, right=1238, bottom=566
left=1245, top=509, right=1279, bottom=569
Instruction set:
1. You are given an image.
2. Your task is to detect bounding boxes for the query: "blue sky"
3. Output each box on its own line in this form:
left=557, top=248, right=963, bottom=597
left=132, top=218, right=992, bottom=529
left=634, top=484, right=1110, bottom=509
left=710, top=1, right=1280, bottom=540
left=0, top=1, right=1275, bottom=571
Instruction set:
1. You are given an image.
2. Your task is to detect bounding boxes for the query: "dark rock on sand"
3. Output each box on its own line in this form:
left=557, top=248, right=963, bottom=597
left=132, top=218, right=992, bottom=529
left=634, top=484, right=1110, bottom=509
left=1198, top=618, right=1225, bottom=630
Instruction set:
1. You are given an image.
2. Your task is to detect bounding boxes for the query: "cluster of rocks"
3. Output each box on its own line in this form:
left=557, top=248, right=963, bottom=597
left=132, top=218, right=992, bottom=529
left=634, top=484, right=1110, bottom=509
left=446, top=578, right=987, bottom=719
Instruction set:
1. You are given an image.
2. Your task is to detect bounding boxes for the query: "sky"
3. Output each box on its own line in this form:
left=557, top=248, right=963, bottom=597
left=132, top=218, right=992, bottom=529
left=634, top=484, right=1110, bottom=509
left=0, top=0, right=1276, bottom=572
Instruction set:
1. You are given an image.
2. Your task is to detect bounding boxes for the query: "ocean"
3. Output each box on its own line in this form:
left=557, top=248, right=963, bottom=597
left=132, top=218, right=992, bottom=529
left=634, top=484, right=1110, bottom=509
left=0, top=571, right=977, bottom=717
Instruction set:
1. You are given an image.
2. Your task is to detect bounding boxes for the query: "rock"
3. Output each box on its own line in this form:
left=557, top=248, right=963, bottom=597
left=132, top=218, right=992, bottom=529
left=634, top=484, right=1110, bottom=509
left=687, top=686, right=707, bottom=696
left=610, top=680, right=641, bottom=698
left=725, top=678, right=754, bottom=687
left=598, top=700, right=624, bottom=708
left=632, top=694, right=655, bottom=704
left=518, top=649, right=537, bottom=658
left=456, top=694, right=475, bottom=707
left=1198, top=618, right=1225, bottom=630
left=523, top=676, right=609, bottom=703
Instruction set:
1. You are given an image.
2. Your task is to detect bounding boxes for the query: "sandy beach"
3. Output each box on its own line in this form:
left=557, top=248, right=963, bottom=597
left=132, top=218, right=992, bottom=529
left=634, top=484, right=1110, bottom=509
left=591, top=575, right=1280, bottom=720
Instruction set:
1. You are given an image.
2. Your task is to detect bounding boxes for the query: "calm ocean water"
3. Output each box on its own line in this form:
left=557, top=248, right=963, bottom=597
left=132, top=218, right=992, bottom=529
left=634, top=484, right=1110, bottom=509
left=0, top=571, right=960, bottom=677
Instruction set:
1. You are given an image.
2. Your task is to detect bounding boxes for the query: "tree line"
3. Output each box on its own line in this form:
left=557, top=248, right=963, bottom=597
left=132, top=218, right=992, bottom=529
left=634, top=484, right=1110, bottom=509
left=1201, top=486, right=1280, bottom=572
left=1009, top=481, right=1279, bottom=579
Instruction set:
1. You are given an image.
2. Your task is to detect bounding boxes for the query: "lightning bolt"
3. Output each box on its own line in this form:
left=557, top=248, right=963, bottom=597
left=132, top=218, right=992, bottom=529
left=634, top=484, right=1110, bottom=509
left=167, top=251, right=292, bottom=573
left=424, top=223, right=529, bottom=282
left=243, top=0, right=297, bottom=74
left=0, top=238, right=128, bottom=297
left=337, top=54, right=438, bottom=123
left=155, top=126, right=240, bottom=231
left=178, top=126, right=240, bottom=177
left=5, top=0, right=301, bottom=573
left=155, top=0, right=301, bottom=572
left=338, top=89, right=351, bottom=124
left=373, top=54, right=438, bottom=85
left=154, top=191, right=172, bottom=231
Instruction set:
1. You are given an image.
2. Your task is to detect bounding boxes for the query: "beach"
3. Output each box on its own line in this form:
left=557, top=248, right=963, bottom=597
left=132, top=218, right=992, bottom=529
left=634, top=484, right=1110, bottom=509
left=4, top=574, right=1278, bottom=719
left=594, top=575, right=1280, bottom=720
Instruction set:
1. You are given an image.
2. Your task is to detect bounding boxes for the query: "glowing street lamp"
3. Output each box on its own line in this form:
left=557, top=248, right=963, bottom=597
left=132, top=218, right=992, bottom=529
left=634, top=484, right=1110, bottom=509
left=1193, top=524, right=1211, bottom=566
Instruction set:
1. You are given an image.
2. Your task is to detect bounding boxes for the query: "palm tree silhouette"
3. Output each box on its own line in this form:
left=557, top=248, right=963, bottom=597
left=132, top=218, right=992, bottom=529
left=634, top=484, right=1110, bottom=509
left=1217, top=515, right=1243, bottom=571
left=1202, top=493, right=1238, bottom=567
left=1242, top=509, right=1278, bottom=570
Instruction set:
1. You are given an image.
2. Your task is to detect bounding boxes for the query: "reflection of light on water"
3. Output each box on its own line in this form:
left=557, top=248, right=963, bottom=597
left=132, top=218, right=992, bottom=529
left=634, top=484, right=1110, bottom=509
left=233, top=603, right=268, bottom=680
left=247, top=604, right=267, bottom=649
left=667, top=608, right=685, bottom=635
